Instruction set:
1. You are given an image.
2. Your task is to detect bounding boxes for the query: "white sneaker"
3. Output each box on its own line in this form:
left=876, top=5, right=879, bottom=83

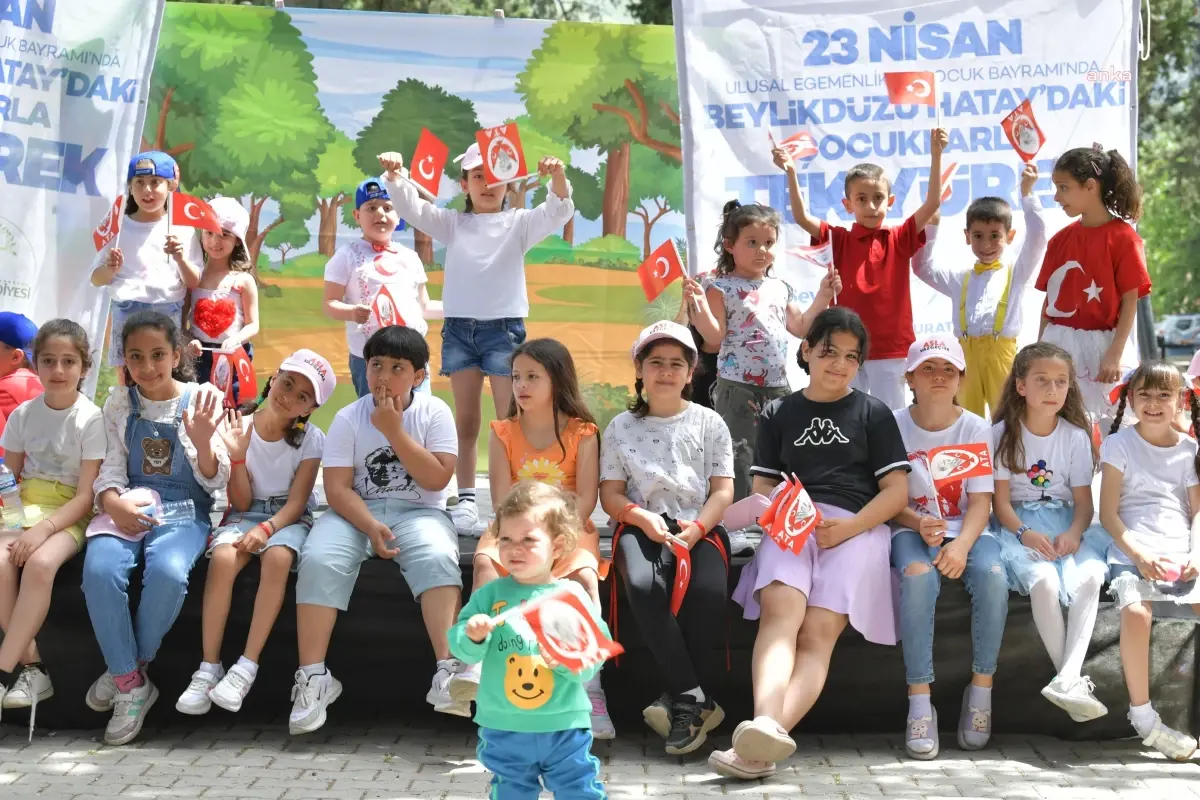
left=587, top=677, right=615, bottom=740
left=289, top=669, right=342, bottom=735
left=209, top=663, right=256, bottom=713
left=85, top=672, right=118, bottom=713
left=1140, top=715, right=1198, bottom=761
left=448, top=661, right=481, bottom=703
left=451, top=501, right=480, bottom=536
left=2, top=665, right=54, bottom=709
left=105, top=680, right=158, bottom=746
left=1041, top=675, right=1108, bottom=722
left=175, top=667, right=223, bottom=715
left=428, top=660, right=471, bottom=717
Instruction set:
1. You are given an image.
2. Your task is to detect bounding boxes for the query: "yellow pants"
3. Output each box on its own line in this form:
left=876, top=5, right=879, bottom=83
left=12, top=478, right=90, bottom=550
left=958, top=336, right=1018, bottom=419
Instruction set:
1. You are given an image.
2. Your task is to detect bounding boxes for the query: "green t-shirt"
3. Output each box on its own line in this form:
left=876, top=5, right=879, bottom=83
left=448, top=577, right=607, bottom=733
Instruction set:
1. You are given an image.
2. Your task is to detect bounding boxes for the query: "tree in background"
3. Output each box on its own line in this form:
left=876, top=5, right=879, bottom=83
left=354, top=79, right=480, bottom=265
left=628, top=0, right=670, bottom=24
left=314, top=132, right=361, bottom=257
left=265, top=218, right=312, bottom=267
left=623, top=145, right=683, bottom=258
left=166, top=0, right=632, bottom=22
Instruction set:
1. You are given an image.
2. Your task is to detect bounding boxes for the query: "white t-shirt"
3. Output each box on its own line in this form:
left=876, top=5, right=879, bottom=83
left=600, top=403, right=734, bottom=521
left=0, top=394, right=106, bottom=486
left=993, top=418, right=1094, bottom=505
left=323, top=239, right=428, bottom=357
left=1100, top=426, right=1199, bottom=558
left=323, top=392, right=457, bottom=508
left=243, top=416, right=325, bottom=502
left=384, top=175, right=574, bottom=320
left=91, top=216, right=202, bottom=304
left=894, top=407, right=994, bottom=538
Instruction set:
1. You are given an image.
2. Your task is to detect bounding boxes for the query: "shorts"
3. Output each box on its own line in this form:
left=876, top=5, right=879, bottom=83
left=206, top=497, right=312, bottom=570
left=440, top=317, right=526, bottom=377
left=1109, top=563, right=1200, bottom=618
left=17, top=477, right=90, bottom=549
left=110, top=299, right=184, bottom=366
left=295, top=499, right=461, bottom=609
left=1041, top=323, right=1137, bottom=423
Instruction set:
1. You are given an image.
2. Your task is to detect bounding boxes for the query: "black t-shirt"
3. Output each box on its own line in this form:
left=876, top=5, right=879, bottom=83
left=751, top=389, right=910, bottom=513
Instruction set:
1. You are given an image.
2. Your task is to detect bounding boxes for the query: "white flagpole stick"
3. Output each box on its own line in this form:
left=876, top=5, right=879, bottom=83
left=490, top=585, right=572, bottom=626
left=166, top=191, right=173, bottom=268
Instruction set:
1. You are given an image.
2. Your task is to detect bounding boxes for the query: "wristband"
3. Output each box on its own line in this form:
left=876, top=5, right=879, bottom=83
left=618, top=503, right=638, bottom=525
left=256, top=522, right=273, bottom=538
left=1015, top=524, right=1031, bottom=543
left=694, top=520, right=708, bottom=536
left=230, top=460, right=246, bottom=467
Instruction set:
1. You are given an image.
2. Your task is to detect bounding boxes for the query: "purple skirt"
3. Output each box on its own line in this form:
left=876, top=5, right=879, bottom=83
left=732, top=503, right=898, bottom=645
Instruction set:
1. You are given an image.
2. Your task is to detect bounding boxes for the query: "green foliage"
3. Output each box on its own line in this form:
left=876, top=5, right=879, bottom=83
left=265, top=218, right=312, bottom=256
left=564, top=164, right=604, bottom=220
left=574, top=234, right=641, bottom=268
left=628, top=0, right=671, bottom=24
left=354, top=80, right=479, bottom=179
left=526, top=234, right=575, bottom=264
left=581, top=381, right=631, bottom=434
left=273, top=251, right=332, bottom=277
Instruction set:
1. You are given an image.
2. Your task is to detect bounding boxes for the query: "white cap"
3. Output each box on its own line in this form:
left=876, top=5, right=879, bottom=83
left=905, top=335, right=966, bottom=372
left=207, top=196, right=249, bottom=243
left=631, top=320, right=696, bottom=360
left=454, top=142, right=483, bottom=172
left=279, top=349, right=337, bottom=407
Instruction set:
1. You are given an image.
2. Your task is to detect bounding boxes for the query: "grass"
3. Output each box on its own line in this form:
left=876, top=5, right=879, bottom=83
left=528, top=285, right=651, bottom=325
left=269, top=252, right=330, bottom=278
left=258, top=287, right=337, bottom=331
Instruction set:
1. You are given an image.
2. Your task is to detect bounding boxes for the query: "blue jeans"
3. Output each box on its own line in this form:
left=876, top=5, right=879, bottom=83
left=477, top=727, right=605, bottom=800
left=82, top=517, right=209, bottom=675
left=440, top=317, right=525, bottom=377
left=348, top=355, right=431, bottom=399
left=891, top=530, right=1010, bottom=684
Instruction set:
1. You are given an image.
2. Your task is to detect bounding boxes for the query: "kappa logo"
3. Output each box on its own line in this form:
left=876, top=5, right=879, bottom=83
left=794, top=417, right=849, bottom=446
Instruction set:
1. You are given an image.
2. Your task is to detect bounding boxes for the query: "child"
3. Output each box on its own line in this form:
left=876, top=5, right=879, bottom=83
left=0, top=320, right=105, bottom=722
left=992, top=342, right=1109, bottom=722
left=81, top=311, right=228, bottom=746
left=714, top=308, right=909, bottom=780
left=912, top=164, right=1048, bottom=417
left=0, top=312, right=43, bottom=456
left=674, top=283, right=719, bottom=410
left=1100, top=361, right=1200, bottom=760
left=466, top=338, right=611, bottom=736
left=599, top=321, right=735, bottom=755
left=377, top=148, right=574, bottom=534
left=890, top=336, right=1002, bottom=760
left=776, top=130, right=947, bottom=410
left=176, top=349, right=334, bottom=716
left=1037, top=145, right=1149, bottom=426
left=185, top=198, right=260, bottom=400
left=89, top=151, right=203, bottom=368
left=289, top=326, right=461, bottom=735
left=450, top=481, right=608, bottom=800
left=322, top=178, right=435, bottom=399
left=684, top=200, right=839, bottom=500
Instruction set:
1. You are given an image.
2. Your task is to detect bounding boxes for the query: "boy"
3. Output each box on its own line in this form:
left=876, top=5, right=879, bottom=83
left=912, top=163, right=1047, bottom=417
left=776, top=129, right=948, bottom=409
left=322, top=178, right=439, bottom=398
left=0, top=312, right=43, bottom=456
left=289, top=326, right=465, bottom=735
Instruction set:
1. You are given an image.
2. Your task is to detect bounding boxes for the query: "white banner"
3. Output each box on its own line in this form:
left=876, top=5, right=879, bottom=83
left=0, top=0, right=165, bottom=393
left=673, top=0, right=1138, bottom=386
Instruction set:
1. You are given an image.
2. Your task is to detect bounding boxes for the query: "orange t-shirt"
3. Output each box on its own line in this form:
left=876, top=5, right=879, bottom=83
left=491, top=416, right=597, bottom=492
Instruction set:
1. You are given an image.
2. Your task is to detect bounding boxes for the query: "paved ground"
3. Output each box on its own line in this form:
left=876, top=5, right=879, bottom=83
left=1, top=723, right=1198, bottom=799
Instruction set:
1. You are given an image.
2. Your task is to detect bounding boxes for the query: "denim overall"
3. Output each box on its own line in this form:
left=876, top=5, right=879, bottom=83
left=82, top=386, right=213, bottom=676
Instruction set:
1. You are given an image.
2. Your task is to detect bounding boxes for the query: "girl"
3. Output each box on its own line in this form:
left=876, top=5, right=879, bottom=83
left=1036, top=145, right=1149, bottom=426
left=891, top=336, right=1003, bottom=760
left=462, top=338, right=611, bottom=736
left=685, top=200, right=838, bottom=500
left=449, top=481, right=608, bottom=800
left=81, top=311, right=228, bottom=746
left=993, top=343, right=1109, bottom=724
left=713, top=308, right=909, bottom=780
left=89, top=151, right=203, bottom=370
left=176, top=349, right=334, bottom=716
left=1100, top=361, right=1200, bottom=761
left=377, top=148, right=574, bottom=535
left=599, top=321, right=734, bottom=756
left=185, top=198, right=260, bottom=401
left=0, top=321, right=105, bottom=725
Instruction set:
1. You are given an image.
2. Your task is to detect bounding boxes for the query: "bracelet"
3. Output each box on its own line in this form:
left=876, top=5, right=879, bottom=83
left=618, top=503, right=639, bottom=525
left=694, top=520, right=708, bottom=536
left=230, top=459, right=246, bottom=467
left=257, top=522, right=273, bottom=538
left=1015, top=524, right=1031, bottom=543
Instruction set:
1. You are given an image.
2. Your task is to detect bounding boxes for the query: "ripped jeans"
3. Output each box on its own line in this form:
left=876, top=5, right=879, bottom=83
left=891, top=530, right=1010, bottom=685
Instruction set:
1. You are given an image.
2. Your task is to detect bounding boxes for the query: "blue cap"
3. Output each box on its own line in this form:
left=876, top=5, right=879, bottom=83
left=355, top=177, right=390, bottom=210
left=0, top=312, right=37, bottom=362
left=127, top=151, right=177, bottom=182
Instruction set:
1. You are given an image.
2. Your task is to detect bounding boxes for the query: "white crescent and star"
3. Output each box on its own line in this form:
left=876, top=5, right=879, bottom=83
left=1083, top=279, right=1103, bottom=303
left=1044, top=261, right=1084, bottom=318
left=907, top=79, right=931, bottom=97
left=653, top=257, right=670, bottom=279
left=183, top=202, right=201, bottom=220
left=418, top=155, right=436, bottom=181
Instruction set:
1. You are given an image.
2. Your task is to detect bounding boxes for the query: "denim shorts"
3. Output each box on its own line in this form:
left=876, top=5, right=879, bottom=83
left=440, top=317, right=526, bottom=377
left=110, top=299, right=184, bottom=366
left=206, top=497, right=312, bottom=570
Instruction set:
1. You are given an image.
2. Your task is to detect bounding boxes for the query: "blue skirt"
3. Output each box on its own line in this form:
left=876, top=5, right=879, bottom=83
left=995, top=502, right=1110, bottom=606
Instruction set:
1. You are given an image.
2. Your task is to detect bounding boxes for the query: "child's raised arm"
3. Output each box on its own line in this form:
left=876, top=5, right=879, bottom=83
left=773, top=148, right=822, bottom=238
left=1012, top=165, right=1048, bottom=287
left=377, top=152, right=459, bottom=244
left=912, top=128, right=948, bottom=231
left=786, top=268, right=840, bottom=338
left=519, top=157, right=575, bottom=251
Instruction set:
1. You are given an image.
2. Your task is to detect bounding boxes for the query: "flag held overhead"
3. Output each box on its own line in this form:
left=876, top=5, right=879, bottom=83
left=1002, top=99, right=1046, bottom=162
left=410, top=127, right=450, bottom=200
left=476, top=123, right=530, bottom=188
left=884, top=71, right=937, bottom=107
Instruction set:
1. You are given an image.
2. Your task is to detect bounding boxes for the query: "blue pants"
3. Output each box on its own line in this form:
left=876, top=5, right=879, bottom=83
left=348, top=354, right=431, bottom=399
left=477, top=728, right=605, bottom=800
left=891, top=530, right=1010, bottom=684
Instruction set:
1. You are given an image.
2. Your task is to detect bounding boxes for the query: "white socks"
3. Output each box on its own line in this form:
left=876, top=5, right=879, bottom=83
left=199, top=661, right=223, bottom=677
left=235, top=656, right=259, bottom=678
left=682, top=686, right=705, bottom=703
left=300, top=662, right=326, bottom=679
left=1129, top=702, right=1156, bottom=738
left=967, top=684, right=991, bottom=710
left=908, top=693, right=932, bottom=719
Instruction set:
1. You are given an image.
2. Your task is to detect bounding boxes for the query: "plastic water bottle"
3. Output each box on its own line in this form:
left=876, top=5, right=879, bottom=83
left=0, top=460, right=25, bottom=529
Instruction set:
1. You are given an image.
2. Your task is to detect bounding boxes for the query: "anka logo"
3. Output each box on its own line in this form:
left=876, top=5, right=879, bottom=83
left=794, top=417, right=849, bottom=447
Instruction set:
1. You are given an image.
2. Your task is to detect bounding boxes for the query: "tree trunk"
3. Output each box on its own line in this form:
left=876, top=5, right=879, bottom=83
left=601, top=143, right=630, bottom=238
left=317, top=194, right=345, bottom=257
left=414, top=229, right=434, bottom=266
left=279, top=246, right=291, bottom=267
left=643, top=216, right=653, bottom=259
left=563, top=217, right=575, bottom=245
left=244, top=195, right=282, bottom=285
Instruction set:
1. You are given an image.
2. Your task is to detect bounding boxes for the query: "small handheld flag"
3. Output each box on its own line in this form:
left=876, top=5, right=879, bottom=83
left=1001, top=99, right=1046, bottom=162
left=767, top=475, right=822, bottom=555
left=476, top=124, right=530, bottom=188
left=410, top=128, right=450, bottom=200
left=371, top=286, right=405, bottom=330
left=667, top=532, right=691, bottom=616
left=637, top=239, right=685, bottom=302
left=522, top=588, right=624, bottom=673
left=93, top=196, right=124, bottom=251
left=884, top=71, right=937, bottom=107
left=170, top=193, right=224, bottom=235
left=926, top=442, right=993, bottom=490
left=210, top=345, right=257, bottom=408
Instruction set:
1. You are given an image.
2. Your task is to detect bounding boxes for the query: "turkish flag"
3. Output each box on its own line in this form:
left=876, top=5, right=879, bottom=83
left=637, top=239, right=684, bottom=301
left=768, top=476, right=822, bottom=555
left=668, top=533, right=691, bottom=616
left=779, top=130, right=818, bottom=162
left=93, top=196, right=123, bottom=251
left=1002, top=99, right=1046, bottom=162
left=170, top=192, right=224, bottom=234
left=476, top=123, right=530, bottom=188
left=787, top=240, right=833, bottom=271
left=371, top=286, right=406, bottom=329
left=756, top=476, right=795, bottom=531
left=211, top=345, right=257, bottom=408
left=522, top=587, right=623, bottom=674
left=410, top=128, right=449, bottom=200
left=884, top=71, right=937, bottom=106
left=927, top=442, right=992, bottom=490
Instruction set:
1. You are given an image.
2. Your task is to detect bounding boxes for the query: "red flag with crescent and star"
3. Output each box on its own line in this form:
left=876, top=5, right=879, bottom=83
left=637, top=239, right=684, bottom=301
left=667, top=532, right=691, bottom=616
left=522, top=588, right=623, bottom=674
left=1001, top=99, right=1046, bottom=162
left=93, top=196, right=124, bottom=251
left=476, top=123, right=530, bottom=188
left=884, top=71, right=937, bottom=107
left=767, top=476, right=822, bottom=555
left=170, top=192, right=224, bottom=234
left=210, top=345, right=258, bottom=408
left=926, top=442, right=993, bottom=490
left=410, top=128, right=449, bottom=200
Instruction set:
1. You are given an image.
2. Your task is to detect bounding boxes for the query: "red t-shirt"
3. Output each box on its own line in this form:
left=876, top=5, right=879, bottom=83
left=0, top=368, right=44, bottom=421
left=1035, top=219, right=1150, bottom=331
left=813, top=216, right=925, bottom=360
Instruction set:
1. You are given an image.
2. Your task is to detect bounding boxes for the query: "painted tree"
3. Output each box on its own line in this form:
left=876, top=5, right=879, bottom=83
left=314, top=132, right=361, bottom=257
left=518, top=22, right=680, bottom=238
left=624, top=146, right=683, bottom=258
left=265, top=218, right=312, bottom=267
left=354, top=79, right=479, bottom=265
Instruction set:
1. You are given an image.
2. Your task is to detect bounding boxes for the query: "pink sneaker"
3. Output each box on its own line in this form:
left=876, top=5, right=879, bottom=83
left=708, top=747, right=775, bottom=780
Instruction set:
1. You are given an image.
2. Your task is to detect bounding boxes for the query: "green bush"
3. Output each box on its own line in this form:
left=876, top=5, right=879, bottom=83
left=527, top=235, right=574, bottom=265
left=574, top=235, right=641, bottom=270
left=583, top=381, right=632, bottom=435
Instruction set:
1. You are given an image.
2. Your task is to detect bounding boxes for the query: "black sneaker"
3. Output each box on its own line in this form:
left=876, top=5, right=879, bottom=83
left=643, top=692, right=672, bottom=738
left=665, top=695, right=725, bottom=755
